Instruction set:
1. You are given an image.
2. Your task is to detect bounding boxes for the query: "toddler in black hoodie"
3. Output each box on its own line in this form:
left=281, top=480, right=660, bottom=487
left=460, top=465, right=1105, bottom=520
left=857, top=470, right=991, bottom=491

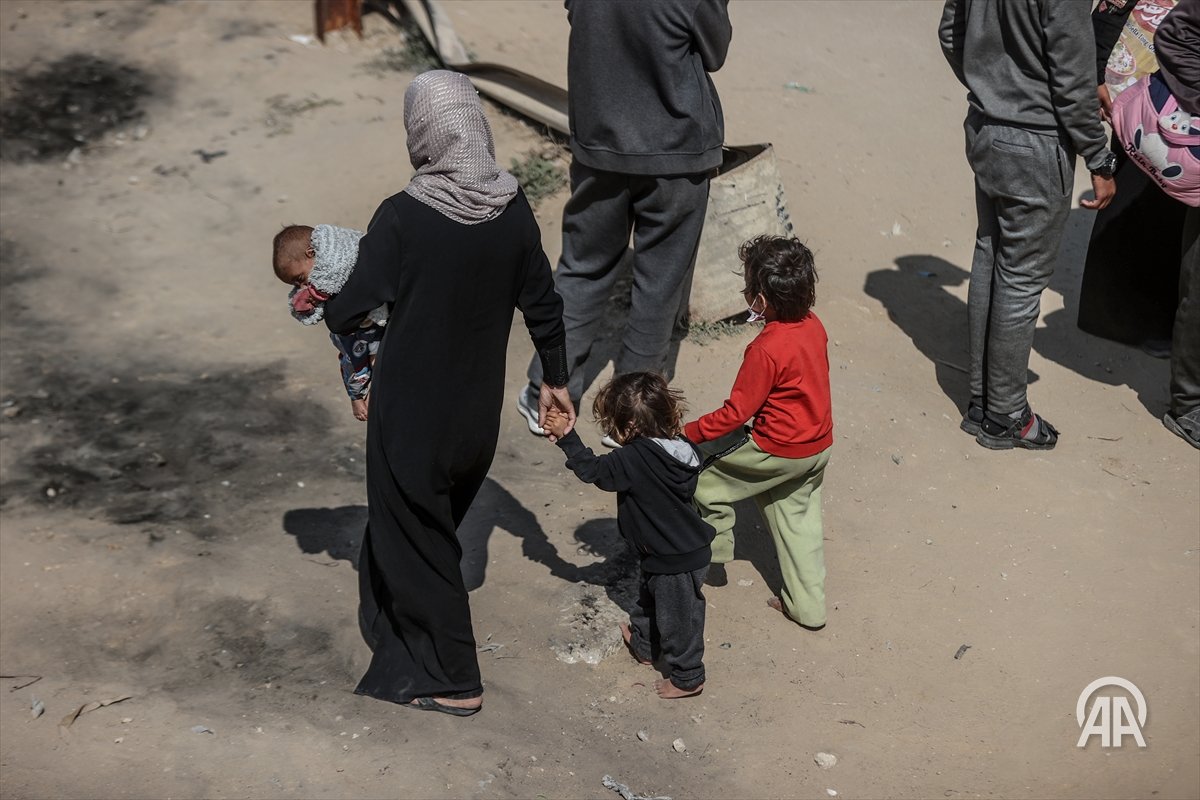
left=545, top=372, right=714, bottom=698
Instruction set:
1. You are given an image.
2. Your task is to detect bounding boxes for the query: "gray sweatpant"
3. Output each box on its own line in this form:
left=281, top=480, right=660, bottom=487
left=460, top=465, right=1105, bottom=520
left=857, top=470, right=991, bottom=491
left=964, top=111, right=1073, bottom=417
left=627, top=566, right=707, bottom=691
left=526, top=161, right=710, bottom=399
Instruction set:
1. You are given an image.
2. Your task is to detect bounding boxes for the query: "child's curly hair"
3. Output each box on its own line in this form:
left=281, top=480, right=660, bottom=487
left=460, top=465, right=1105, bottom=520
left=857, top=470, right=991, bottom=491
left=592, top=372, right=686, bottom=445
left=740, top=234, right=818, bottom=322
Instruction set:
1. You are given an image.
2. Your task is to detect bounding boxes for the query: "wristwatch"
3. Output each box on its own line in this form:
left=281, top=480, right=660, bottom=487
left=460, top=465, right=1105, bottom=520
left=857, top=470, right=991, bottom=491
left=1090, top=151, right=1118, bottom=178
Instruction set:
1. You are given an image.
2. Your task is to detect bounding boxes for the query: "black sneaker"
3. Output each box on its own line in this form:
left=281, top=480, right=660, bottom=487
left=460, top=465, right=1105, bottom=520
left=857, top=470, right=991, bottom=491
left=705, top=563, right=728, bottom=587
left=976, top=406, right=1059, bottom=451
left=959, top=397, right=984, bottom=436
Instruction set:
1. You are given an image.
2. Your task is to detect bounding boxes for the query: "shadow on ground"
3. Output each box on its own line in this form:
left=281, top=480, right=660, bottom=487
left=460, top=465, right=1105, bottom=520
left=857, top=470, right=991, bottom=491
left=862, top=254, right=977, bottom=411
left=865, top=205, right=1169, bottom=418
left=1036, top=208, right=1170, bottom=416
left=282, top=477, right=786, bottom=610
left=282, top=478, right=632, bottom=592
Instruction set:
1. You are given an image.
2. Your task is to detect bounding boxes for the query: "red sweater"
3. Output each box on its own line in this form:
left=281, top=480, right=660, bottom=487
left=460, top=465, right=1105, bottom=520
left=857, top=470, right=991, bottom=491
left=684, top=315, right=833, bottom=458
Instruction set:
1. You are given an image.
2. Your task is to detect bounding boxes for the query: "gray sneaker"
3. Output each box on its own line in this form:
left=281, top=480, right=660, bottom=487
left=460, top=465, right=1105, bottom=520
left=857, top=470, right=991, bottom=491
left=516, top=386, right=547, bottom=436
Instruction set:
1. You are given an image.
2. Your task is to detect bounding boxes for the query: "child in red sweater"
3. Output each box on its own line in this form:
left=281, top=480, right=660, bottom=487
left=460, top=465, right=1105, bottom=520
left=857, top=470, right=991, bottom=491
left=685, top=235, right=833, bottom=629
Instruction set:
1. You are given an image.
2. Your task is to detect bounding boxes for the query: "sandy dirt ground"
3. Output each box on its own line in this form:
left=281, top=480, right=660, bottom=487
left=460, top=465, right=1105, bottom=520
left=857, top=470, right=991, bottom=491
left=0, top=1, right=1197, bottom=799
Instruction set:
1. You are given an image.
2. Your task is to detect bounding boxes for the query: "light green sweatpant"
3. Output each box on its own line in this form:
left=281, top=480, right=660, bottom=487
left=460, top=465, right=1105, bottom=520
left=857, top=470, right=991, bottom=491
left=694, top=437, right=830, bottom=628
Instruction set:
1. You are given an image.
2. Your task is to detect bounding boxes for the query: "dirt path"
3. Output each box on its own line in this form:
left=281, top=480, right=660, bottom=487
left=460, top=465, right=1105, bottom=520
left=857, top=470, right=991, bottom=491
left=1, top=2, right=1196, bottom=799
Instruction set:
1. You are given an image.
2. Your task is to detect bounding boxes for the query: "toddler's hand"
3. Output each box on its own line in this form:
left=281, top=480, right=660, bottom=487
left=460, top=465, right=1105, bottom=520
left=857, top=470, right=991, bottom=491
left=544, top=408, right=570, bottom=440
left=351, top=397, right=368, bottom=421
left=538, top=383, right=575, bottom=443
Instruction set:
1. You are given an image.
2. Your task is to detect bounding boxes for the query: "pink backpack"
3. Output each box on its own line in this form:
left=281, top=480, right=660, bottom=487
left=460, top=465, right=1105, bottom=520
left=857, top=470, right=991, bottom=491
left=1111, top=71, right=1200, bottom=207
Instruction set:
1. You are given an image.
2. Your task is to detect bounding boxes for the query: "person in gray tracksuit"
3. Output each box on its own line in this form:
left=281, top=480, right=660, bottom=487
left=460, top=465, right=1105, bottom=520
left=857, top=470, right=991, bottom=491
left=518, top=0, right=732, bottom=440
left=939, top=0, right=1118, bottom=450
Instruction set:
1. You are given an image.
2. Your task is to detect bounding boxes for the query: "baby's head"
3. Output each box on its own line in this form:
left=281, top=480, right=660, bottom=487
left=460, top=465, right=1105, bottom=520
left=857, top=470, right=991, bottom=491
left=592, top=372, right=686, bottom=446
left=272, top=225, right=315, bottom=286
left=740, top=234, right=817, bottom=322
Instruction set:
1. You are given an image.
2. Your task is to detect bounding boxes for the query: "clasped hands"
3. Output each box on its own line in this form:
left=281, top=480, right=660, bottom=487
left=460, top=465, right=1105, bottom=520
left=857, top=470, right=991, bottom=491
left=538, top=383, right=576, bottom=442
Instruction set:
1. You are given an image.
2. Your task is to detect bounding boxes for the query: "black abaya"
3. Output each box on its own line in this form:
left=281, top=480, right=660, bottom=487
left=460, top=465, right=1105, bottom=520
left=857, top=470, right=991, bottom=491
left=1077, top=143, right=1186, bottom=346
left=1080, top=4, right=1186, bottom=346
left=323, top=190, right=563, bottom=703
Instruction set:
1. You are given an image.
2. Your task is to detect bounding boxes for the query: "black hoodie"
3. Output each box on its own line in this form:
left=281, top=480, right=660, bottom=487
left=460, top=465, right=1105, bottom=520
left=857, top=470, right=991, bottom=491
left=556, top=431, right=714, bottom=574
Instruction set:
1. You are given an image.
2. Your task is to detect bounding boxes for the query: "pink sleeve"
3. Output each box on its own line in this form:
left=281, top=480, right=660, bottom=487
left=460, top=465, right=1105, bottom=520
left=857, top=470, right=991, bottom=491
left=684, top=344, right=775, bottom=443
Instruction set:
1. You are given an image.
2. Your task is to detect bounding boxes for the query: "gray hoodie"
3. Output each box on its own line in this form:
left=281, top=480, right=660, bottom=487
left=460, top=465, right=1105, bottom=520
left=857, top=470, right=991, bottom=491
left=564, top=0, right=731, bottom=176
left=939, top=0, right=1110, bottom=171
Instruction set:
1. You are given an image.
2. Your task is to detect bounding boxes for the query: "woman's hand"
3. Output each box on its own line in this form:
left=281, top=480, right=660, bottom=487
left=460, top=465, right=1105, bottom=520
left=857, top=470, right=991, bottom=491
left=538, top=383, right=575, bottom=443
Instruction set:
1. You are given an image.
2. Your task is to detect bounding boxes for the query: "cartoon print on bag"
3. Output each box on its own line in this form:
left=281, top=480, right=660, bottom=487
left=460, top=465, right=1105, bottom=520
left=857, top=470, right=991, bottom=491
left=1129, top=108, right=1200, bottom=182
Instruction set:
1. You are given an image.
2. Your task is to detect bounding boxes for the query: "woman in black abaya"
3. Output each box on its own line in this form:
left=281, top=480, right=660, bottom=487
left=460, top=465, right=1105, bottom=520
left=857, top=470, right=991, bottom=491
left=1078, top=0, right=1186, bottom=351
left=323, top=70, right=574, bottom=715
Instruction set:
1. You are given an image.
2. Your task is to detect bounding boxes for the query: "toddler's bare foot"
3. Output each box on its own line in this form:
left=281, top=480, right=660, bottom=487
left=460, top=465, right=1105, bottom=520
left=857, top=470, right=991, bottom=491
left=655, top=678, right=703, bottom=699
left=767, top=596, right=825, bottom=630
left=620, top=622, right=652, bottom=665
left=766, top=596, right=791, bottom=618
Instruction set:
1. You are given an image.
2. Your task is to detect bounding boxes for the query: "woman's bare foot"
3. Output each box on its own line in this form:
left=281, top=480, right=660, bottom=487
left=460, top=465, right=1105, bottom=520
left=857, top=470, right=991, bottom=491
left=655, top=678, right=703, bottom=699
left=620, top=622, right=652, bottom=665
left=437, top=695, right=481, bottom=710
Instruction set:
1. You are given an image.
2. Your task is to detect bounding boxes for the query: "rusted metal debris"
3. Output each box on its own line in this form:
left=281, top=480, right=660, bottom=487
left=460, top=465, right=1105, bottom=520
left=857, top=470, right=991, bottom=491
left=315, top=0, right=363, bottom=42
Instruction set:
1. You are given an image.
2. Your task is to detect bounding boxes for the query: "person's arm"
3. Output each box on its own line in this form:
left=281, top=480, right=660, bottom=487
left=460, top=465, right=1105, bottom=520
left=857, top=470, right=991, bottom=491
left=938, top=0, right=966, bottom=86
left=683, top=343, right=774, bottom=444
left=1155, top=0, right=1200, bottom=117
left=1042, top=1, right=1115, bottom=210
left=555, top=430, right=632, bottom=493
left=1043, top=1, right=1110, bottom=172
left=691, top=0, right=732, bottom=73
left=1092, top=0, right=1136, bottom=121
left=324, top=200, right=400, bottom=335
left=513, top=192, right=574, bottom=433
left=1092, top=0, right=1134, bottom=85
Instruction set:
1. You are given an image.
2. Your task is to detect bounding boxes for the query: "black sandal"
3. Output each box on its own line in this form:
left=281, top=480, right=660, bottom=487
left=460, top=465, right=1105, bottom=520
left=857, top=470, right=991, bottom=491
left=976, top=406, right=1059, bottom=451
left=960, top=397, right=984, bottom=436
left=404, top=696, right=482, bottom=717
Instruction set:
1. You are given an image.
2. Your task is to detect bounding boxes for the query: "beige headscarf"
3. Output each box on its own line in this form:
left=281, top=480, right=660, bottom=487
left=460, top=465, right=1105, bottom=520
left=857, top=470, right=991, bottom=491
left=402, top=70, right=519, bottom=225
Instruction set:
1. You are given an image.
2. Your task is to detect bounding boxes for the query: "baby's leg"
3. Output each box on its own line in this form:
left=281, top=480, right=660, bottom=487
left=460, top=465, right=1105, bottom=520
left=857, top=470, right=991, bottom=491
left=650, top=569, right=706, bottom=698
